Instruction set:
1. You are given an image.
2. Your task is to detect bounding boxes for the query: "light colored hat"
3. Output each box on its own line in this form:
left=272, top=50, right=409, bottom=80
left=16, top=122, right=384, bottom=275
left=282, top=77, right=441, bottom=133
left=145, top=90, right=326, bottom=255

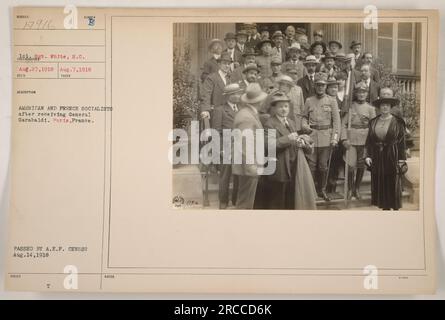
left=241, top=83, right=268, bottom=104
left=287, top=42, right=302, bottom=52
left=303, top=55, right=320, bottom=65
left=242, top=63, right=260, bottom=74
left=208, top=38, right=223, bottom=50
left=334, top=52, right=352, bottom=61
left=222, top=83, right=243, bottom=96
left=277, top=75, right=296, bottom=86
left=313, top=29, right=324, bottom=37
left=344, top=53, right=356, bottom=62
left=272, top=30, right=284, bottom=39
left=328, top=40, right=343, bottom=49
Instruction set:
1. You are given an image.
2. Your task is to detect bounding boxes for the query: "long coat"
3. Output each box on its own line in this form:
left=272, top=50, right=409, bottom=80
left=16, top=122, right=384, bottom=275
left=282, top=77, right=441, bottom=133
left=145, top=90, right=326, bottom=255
left=297, top=74, right=316, bottom=102
left=200, top=56, right=219, bottom=82
left=211, top=102, right=237, bottom=133
left=200, top=71, right=230, bottom=113
left=264, top=116, right=316, bottom=210
left=232, top=105, right=264, bottom=177
left=365, top=115, right=407, bottom=210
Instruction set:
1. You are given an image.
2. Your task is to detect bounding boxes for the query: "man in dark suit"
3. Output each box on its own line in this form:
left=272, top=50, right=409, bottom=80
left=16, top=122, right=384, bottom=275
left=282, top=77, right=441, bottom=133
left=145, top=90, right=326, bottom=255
left=357, top=64, right=380, bottom=105
left=271, top=30, right=287, bottom=63
left=350, top=40, right=364, bottom=71
left=232, top=83, right=268, bottom=209
left=223, top=32, right=243, bottom=69
left=230, top=47, right=257, bottom=84
left=200, top=38, right=224, bottom=82
left=263, top=92, right=300, bottom=209
left=245, top=23, right=261, bottom=50
left=297, top=55, right=319, bottom=102
left=212, top=84, right=243, bottom=209
left=235, top=30, right=249, bottom=63
left=200, top=52, right=233, bottom=120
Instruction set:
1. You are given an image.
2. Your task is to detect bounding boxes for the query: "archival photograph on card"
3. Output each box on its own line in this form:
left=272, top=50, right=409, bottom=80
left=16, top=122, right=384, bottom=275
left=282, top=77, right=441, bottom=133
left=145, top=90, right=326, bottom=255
left=171, top=22, right=421, bottom=211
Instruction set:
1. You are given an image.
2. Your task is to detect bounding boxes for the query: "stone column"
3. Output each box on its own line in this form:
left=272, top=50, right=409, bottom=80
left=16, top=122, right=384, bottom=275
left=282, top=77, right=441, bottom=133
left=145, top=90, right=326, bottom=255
left=174, top=23, right=199, bottom=76
left=345, top=23, right=365, bottom=53
left=322, top=23, right=345, bottom=52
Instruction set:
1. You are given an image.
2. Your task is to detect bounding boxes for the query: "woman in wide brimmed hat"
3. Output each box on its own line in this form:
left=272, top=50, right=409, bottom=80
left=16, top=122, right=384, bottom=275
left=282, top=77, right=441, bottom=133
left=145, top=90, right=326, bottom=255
left=263, top=91, right=316, bottom=210
left=328, top=40, right=343, bottom=56
left=310, top=41, right=327, bottom=62
left=200, top=38, right=225, bottom=81
left=365, top=96, right=407, bottom=210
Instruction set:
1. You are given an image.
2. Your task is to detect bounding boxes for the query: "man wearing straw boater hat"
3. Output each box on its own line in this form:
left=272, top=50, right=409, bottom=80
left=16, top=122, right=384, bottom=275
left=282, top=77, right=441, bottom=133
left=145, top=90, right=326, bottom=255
left=282, top=42, right=305, bottom=81
left=297, top=55, right=320, bottom=101
left=302, top=72, right=341, bottom=201
left=212, top=83, right=244, bottom=209
left=340, top=81, right=376, bottom=200
left=232, top=83, right=268, bottom=209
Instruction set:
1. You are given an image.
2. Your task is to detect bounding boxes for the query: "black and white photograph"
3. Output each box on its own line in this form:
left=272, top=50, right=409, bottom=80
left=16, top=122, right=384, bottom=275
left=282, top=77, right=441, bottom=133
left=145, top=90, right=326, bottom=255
left=172, top=22, right=421, bottom=211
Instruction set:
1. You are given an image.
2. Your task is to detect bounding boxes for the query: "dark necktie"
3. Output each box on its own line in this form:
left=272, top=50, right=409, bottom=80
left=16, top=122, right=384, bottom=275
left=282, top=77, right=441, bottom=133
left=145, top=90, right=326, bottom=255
left=284, top=118, right=292, bottom=132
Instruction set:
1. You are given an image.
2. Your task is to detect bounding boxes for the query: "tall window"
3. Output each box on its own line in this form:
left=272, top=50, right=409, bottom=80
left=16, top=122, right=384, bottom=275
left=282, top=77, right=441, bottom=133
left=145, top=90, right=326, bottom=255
left=377, top=22, right=416, bottom=74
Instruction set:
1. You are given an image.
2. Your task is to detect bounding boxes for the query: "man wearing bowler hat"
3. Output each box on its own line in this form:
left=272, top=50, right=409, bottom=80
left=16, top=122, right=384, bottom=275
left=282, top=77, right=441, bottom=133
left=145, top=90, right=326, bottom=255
left=235, top=30, right=248, bottom=56
left=271, top=30, right=286, bottom=63
left=223, top=32, right=243, bottom=67
left=212, top=83, right=243, bottom=209
left=302, top=72, right=341, bottom=201
left=282, top=42, right=305, bottom=81
left=232, top=83, right=268, bottom=209
left=239, top=63, right=263, bottom=90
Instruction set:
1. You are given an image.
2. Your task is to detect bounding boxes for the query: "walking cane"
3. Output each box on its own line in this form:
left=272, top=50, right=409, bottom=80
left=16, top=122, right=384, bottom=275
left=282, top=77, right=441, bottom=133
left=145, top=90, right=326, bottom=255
left=202, top=117, right=211, bottom=207
left=323, top=144, right=334, bottom=192
left=343, top=67, right=355, bottom=208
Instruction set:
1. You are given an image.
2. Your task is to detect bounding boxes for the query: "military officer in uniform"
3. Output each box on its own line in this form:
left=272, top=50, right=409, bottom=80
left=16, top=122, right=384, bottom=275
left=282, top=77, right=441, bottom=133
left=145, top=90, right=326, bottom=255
left=341, top=81, right=377, bottom=200
left=302, top=72, right=341, bottom=201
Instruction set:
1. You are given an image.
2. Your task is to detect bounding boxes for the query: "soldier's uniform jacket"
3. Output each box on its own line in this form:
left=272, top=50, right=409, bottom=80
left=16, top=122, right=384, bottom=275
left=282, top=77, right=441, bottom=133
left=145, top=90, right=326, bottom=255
left=341, top=101, right=376, bottom=145
left=303, top=94, right=341, bottom=148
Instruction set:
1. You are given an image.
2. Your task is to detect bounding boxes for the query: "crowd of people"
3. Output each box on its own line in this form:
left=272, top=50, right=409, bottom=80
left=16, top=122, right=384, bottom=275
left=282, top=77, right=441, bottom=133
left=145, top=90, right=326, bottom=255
left=196, top=23, right=409, bottom=211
